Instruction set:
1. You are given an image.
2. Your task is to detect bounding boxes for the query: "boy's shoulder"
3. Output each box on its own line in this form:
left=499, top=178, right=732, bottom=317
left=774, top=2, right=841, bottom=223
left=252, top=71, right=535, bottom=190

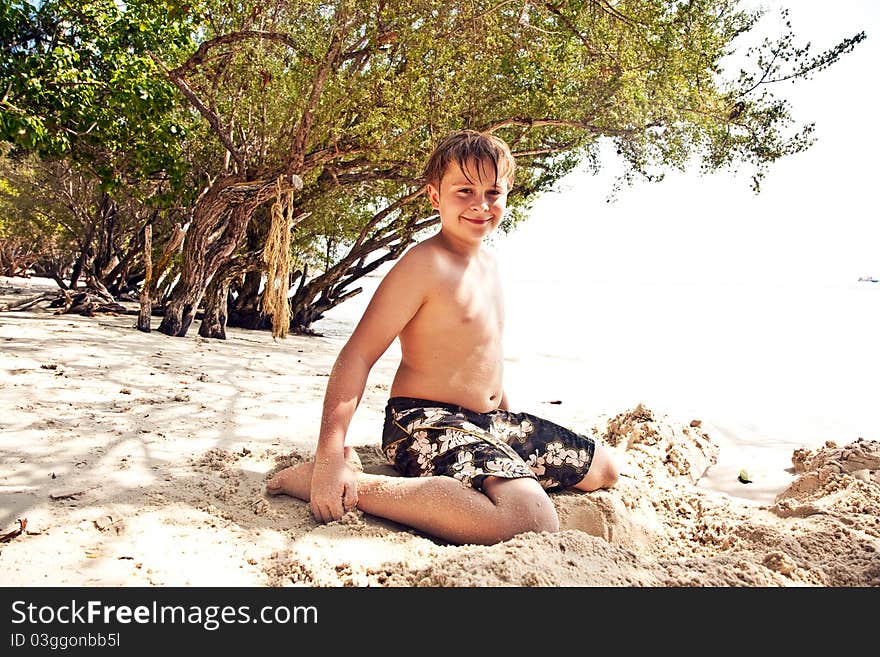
left=377, top=237, right=444, bottom=292
left=400, top=235, right=496, bottom=266
left=387, top=235, right=497, bottom=286
left=392, top=236, right=450, bottom=273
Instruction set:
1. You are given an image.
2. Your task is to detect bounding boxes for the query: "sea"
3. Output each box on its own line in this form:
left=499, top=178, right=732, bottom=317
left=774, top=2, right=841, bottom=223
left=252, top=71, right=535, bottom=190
left=313, top=220, right=880, bottom=503
left=316, top=268, right=880, bottom=446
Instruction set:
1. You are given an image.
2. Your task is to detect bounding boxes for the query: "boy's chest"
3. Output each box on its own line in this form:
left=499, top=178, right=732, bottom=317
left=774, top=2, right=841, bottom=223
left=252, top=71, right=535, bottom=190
left=432, top=267, right=505, bottom=333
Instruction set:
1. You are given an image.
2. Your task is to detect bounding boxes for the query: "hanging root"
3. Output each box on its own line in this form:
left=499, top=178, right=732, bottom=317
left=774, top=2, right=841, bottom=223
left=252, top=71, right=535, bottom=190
left=263, top=176, right=293, bottom=339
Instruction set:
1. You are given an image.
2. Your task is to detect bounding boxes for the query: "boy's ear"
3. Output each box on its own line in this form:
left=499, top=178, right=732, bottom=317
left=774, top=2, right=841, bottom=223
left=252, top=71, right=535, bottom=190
left=426, top=183, right=440, bottom=210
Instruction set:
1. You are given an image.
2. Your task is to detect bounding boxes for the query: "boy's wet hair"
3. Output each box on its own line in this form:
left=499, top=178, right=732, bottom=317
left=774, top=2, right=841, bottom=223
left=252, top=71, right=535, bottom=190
left=422, top=130, right=515, bottom=188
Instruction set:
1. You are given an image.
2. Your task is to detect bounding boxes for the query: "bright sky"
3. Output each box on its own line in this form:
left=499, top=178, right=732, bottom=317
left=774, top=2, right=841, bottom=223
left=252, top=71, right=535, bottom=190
left=496, top=0, right=880, bottom=286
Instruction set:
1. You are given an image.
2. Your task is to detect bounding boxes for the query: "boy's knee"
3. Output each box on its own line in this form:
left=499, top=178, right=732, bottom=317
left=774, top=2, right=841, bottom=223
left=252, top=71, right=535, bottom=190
left=575, top=447, right=620, bottom=492
left=599, top=453, right=620, bottom=489
left=487, top=478, right=560, bottom=540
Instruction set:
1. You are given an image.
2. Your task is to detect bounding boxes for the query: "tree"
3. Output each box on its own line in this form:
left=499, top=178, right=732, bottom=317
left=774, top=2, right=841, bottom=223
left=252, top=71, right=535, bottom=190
left=2, top=1, right=864, bottom=338
left=0, top=0, right=200, bottom=293
left=149, top=0, right=862, bottom=338
left=0, top=144, right=72, bottom=278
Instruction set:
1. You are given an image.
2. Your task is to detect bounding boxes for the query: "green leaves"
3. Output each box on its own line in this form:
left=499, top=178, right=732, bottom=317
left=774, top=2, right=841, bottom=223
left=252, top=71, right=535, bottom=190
left=0, top=0, right=198, bottom=191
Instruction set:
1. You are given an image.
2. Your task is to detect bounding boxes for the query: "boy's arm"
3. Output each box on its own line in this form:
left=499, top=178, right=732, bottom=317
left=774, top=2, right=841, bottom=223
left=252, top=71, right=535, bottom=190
left=308, top=345, right=373, bottom=523
left=309, top=247, right=433, bottom=523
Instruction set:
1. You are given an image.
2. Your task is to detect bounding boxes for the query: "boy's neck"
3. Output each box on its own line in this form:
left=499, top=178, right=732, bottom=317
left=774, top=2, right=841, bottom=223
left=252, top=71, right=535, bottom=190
left=434, top=228, right=485, bottom=258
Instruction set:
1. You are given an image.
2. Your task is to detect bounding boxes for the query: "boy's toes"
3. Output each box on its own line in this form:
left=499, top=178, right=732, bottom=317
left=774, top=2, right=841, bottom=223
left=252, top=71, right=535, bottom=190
left=266, top=468, right=294, bottom=495
left=264, top=463, right=313, bottom=500
left=265, top=475, right=283, bottom=495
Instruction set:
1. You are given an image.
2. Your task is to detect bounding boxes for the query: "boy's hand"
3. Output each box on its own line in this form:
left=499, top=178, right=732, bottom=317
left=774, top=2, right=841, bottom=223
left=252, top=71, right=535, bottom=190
left=309, top=455, right=358, bottom=523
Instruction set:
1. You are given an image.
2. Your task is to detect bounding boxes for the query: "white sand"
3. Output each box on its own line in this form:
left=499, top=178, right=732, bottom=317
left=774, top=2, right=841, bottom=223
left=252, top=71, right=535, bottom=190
left=1, top=277, right=878, bottom=586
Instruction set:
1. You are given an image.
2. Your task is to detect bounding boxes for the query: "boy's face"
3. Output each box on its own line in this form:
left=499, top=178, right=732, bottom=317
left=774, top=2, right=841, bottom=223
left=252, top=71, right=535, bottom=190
left=427, top=158, right=509, bottom=244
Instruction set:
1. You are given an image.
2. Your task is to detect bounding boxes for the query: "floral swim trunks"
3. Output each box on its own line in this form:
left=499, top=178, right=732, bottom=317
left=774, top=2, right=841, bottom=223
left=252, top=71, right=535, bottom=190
left=382, top=396, right=595, bottom=492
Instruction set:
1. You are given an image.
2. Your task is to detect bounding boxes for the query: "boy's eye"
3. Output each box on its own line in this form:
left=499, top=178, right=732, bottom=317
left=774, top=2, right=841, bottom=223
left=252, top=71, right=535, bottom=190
left=456, top=188, right=502, bottom=196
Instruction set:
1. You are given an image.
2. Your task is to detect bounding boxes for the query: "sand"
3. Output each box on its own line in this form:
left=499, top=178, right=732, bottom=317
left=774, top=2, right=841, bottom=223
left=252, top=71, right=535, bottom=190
left=1, top=276, right=878, bottom=587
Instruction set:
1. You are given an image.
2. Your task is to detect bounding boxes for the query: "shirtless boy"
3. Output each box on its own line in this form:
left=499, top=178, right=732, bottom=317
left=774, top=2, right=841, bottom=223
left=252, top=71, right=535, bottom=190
left=267, top=130, right=619, bottom=545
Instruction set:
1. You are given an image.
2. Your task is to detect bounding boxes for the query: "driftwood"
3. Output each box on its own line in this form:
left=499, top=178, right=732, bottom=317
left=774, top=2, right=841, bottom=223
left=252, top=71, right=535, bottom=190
left=48, top=290, right=127, bottom=316
left=49, top=488, right=94, bottom=500
left=0, top=291, right=57, bottom=312
left=0, top=518, right=27, bottom=543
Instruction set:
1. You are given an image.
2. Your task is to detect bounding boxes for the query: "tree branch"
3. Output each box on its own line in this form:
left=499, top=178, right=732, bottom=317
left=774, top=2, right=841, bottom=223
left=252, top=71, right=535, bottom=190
left=172, top=31, right=307, bottom=77
left=482, top=116, right=632, bottom=138
left=288, top=9, right=350, bottom=175
left=148, top=51, right=246, bottom=171
left=512, top=143, right=577, bottom=157
left=353, top=187, right=426, bottom=249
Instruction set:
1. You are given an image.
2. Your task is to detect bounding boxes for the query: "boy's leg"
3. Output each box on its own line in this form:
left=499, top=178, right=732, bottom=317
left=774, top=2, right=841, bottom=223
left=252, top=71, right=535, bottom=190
left=572, top=443, right=619, bottom=492
left=268, top=458, right=558, bottom=545
left=489, top=408, right=619, bottom=493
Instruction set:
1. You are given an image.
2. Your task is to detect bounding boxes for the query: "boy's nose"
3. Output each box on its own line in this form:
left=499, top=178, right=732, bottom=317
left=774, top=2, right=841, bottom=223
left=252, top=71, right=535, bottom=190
left=471, top=197, right=490, bottom=211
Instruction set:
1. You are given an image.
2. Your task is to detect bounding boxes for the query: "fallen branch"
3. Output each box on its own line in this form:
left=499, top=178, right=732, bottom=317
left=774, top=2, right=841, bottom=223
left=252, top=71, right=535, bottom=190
left=49, top=291, right=126, bottom=316
left=1, top=291, right=57, bottom=312
left=49, top=488, right=93, bottom=500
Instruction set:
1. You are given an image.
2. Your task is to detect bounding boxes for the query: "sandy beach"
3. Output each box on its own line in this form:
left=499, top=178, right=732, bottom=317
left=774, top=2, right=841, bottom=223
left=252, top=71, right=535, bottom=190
left=1, top=276, right=878, bottom=587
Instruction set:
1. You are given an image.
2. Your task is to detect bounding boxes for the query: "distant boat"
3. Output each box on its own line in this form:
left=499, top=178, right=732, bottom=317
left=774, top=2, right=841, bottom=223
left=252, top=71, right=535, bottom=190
left=857, top=276, right=879, bottom=283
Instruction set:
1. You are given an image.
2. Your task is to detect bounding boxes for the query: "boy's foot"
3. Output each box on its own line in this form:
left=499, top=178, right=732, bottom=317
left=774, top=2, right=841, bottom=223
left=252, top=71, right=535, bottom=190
left=265, top=461, right=313, bottom=499
left=344, top=446, right=364, bottom=472
left=266, top=446, right=362, bottom=499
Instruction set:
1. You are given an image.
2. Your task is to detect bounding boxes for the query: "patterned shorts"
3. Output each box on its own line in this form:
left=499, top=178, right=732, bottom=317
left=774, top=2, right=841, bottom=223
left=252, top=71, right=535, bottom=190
left=382, top=396, right=596, bottom=492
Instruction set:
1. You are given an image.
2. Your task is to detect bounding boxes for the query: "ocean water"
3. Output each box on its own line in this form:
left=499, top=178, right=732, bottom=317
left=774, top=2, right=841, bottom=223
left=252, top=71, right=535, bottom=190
left=316, top=271, right=880, bottom=447
left=316, top=267, right=880, bottom=503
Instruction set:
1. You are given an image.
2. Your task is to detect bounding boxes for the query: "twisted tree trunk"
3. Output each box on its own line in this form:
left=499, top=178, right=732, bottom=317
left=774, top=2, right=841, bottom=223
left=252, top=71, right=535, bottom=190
left=227, top=216, right=268, bottom=330
left=198, top=275, right=231, bottom=340
left=199, top=250, right=263, bottom=339
left=157, top=174, right=302, bottom=337
left=228, top=269, right=266, bottom=329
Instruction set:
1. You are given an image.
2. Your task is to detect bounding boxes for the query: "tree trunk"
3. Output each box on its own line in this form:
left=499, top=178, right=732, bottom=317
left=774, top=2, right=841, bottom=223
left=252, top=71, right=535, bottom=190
left=157, top=177, right=241, bottom=336
left=68, top=234, right=93, bottom=290
left=156, top=257, right=210, bottom=336
left=227, top=218, right=268, bottom=329
left=198, top=275, right=230, bottom=340
left=104, top=210, right=153, bottom=296
left=137, top=224, right=153, bottom=333
left=199, top=252, right=262, bottom=339
left=94, top=193, right=118, bottom=278
left=228, top=270, right=267, bottom=329
left=149, top=221, right=186, bottom=303
left=158, top=174, right=301, bottom=338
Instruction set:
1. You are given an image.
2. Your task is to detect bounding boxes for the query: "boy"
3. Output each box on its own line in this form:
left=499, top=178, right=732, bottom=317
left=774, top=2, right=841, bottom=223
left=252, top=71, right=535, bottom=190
left=267, top=130, right=619, bottom=545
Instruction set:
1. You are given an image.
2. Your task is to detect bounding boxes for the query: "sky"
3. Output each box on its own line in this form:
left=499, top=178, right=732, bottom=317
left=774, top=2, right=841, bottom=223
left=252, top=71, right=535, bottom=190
left=494, top=0, right=880, bottom=286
